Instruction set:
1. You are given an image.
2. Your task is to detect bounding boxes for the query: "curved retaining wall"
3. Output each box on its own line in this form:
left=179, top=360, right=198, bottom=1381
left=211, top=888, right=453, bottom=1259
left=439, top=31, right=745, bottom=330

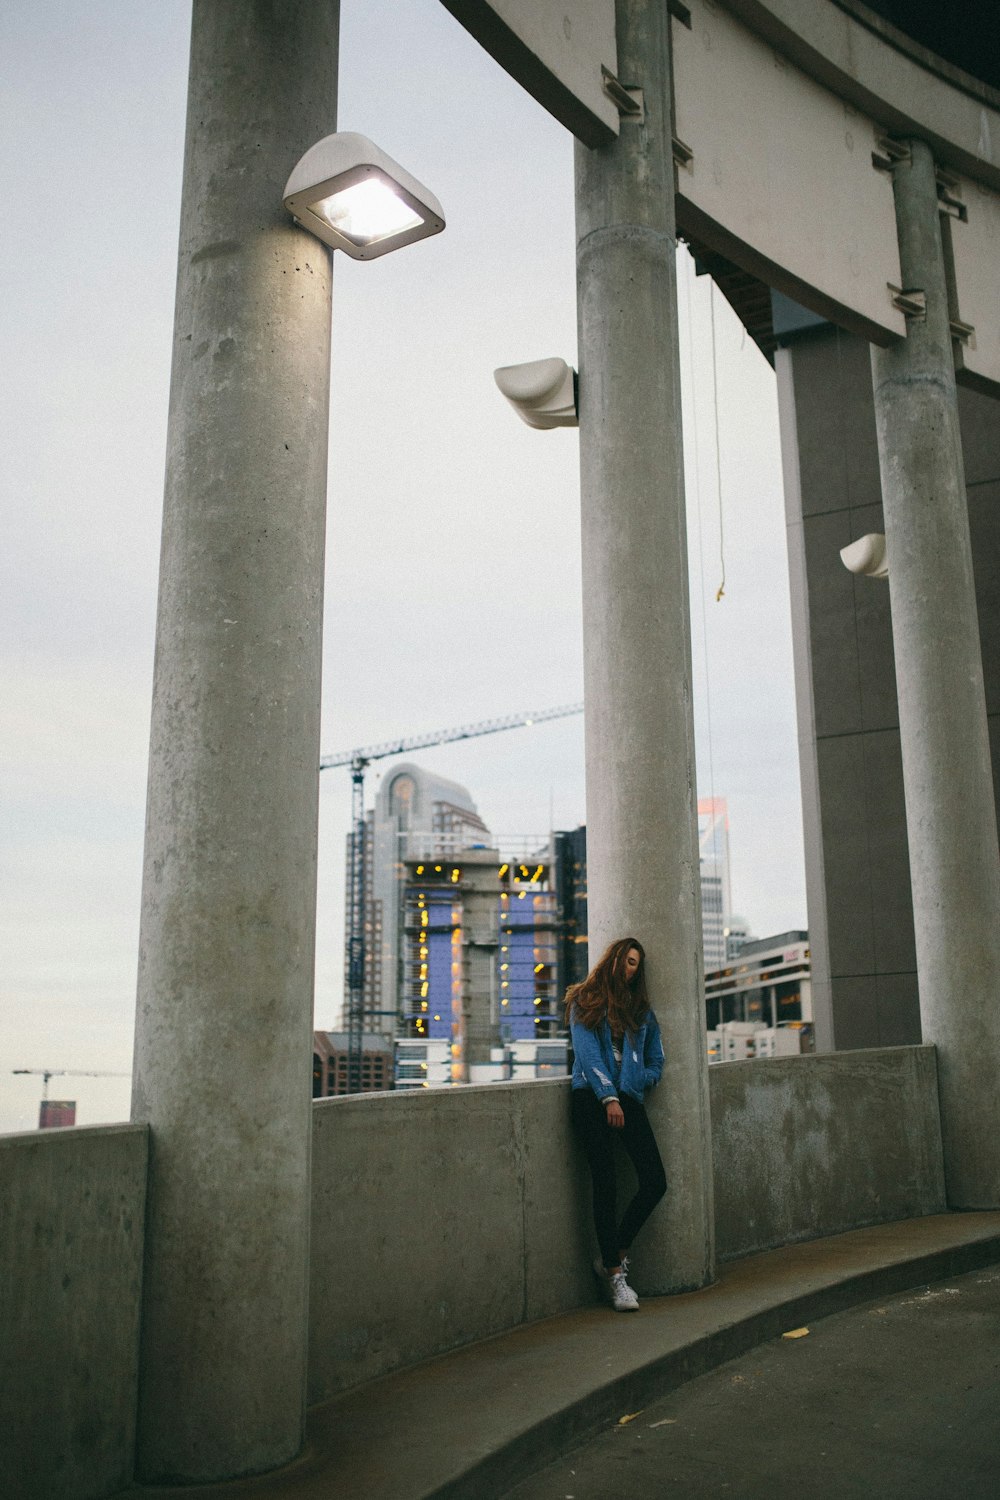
left=307, top=1044, right=946, bottom=1402
left=2, top=1047, right=945, bottom=1495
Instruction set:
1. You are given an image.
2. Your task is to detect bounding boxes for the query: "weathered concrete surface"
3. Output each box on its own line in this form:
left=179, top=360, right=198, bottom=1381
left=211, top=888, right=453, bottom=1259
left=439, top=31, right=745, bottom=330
left=575, top=0, right=714, bottom=1298
left=117, top=1212, right=1000, bottom=1500
left=777, top=324, right=1000, bottom=1055
left=308, top=1081, right=593, bottom=1404
left=710, top=1047, right=946, bottom=1260
left=509, top=1261, right=1000, bottom=1500
left=308, top=1049, right=944, bottom=1400
left=130, top=0, right=339, bottom=1483
left=0, top=1125, right=147, bottom=1500
left=870, top=139, right=1000, bottom=1208
left=6, top=1052, right=949, bottom=1495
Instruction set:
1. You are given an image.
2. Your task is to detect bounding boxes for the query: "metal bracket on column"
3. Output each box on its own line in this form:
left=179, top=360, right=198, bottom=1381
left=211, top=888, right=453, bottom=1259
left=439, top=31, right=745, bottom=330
left=950, top=317, right=975, bottom=346
left=601, top=66, right=644, bottom=122
left=872, top=136, right=910, bottom=174
left=936, top=173, right=968, bottom=222
left=672, top=136, right=694, bottom=171
left=668, top=0, right=693, bottom=25
left=888, top=284, right=927, bottom=319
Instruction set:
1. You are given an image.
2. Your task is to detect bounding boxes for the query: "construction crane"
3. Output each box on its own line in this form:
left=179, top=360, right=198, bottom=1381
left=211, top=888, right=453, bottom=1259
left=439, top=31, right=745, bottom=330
left=319, top=701, right=584, bottom=1092
left=12, top=1069, right=131, bottom=1128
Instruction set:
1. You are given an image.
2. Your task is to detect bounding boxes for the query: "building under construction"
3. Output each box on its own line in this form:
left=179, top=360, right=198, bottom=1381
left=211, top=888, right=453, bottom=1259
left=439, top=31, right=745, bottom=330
left=343, top=762, right=566, bottom=1087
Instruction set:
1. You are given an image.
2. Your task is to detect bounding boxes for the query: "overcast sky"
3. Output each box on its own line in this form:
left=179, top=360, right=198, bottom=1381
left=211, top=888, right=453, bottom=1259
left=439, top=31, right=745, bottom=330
left=0, top=0, right=805, bottom=1134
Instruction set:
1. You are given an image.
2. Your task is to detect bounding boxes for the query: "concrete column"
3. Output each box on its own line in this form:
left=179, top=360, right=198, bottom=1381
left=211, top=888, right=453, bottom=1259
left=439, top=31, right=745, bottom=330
left=131, top=0, right=338, bottom=1480
left=870, top=139, right=1000, bottom=1208
left=575, top=0, right=714, bottom=1292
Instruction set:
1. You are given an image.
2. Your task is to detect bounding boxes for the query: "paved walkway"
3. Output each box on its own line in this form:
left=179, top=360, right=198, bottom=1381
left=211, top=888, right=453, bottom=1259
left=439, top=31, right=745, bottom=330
left=121, top=1212, right=1000, bottom=1500
left=505, top=1262, right=1000, bottom=1499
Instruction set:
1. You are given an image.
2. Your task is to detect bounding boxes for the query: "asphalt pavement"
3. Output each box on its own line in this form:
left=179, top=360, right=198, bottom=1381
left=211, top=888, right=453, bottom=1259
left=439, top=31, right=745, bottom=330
left=503, top=1264, right=1000, bottom=1500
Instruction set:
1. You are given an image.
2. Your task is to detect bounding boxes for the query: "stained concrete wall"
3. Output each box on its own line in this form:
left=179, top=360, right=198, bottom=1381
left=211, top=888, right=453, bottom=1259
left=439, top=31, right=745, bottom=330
left=307, top=1080, right=594, bottom=1404
left=778, top=325, right=1000, bottom=1051
left=710, top=1047, right=946, bottom=1260
left=0, top=1124, right=147, bottom=1500
left=308, top=1049, right=945, bottom=1399
left=3, top=1052, right=946, bottom=1492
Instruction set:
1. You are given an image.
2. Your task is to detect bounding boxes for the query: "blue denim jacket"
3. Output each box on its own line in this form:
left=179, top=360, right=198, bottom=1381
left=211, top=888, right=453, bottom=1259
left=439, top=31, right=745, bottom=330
left=570, top=1009, right=664, bottom=1103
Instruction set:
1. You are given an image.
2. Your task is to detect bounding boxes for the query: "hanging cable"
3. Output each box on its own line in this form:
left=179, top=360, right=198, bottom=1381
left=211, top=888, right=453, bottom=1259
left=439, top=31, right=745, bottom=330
left=709, top=281, right=726, bottom=602
left=684, top=251, right=718, bottom=824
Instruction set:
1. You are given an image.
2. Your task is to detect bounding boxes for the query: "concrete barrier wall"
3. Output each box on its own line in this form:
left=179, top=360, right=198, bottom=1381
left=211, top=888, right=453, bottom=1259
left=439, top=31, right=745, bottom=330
left=710, top=1045, right=946, bottom=1259
left=308, top=1079, right=593, bottom=1404
left=3, top=1047, right=946, bottom=1493
left=308, top=1045, right=945, bottom=1400
left=0, top=1123, right=148, bottom=1500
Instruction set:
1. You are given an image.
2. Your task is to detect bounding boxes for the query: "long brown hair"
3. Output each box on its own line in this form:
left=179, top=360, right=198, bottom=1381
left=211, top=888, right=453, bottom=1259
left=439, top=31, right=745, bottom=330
left=564, top=937, right=650, bottom=1037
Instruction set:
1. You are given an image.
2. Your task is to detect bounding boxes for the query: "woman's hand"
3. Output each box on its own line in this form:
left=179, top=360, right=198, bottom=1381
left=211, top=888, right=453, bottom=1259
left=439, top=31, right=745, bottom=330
left=604, top=1099, right=625, bottom=1129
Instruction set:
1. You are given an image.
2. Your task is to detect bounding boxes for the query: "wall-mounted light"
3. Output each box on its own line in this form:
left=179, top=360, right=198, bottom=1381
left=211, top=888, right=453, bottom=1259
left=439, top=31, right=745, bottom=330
left=283, top=132, right=445, bottom=259
left=840, top=533, right=888, bottom=580
left=494, top=357, right=578, bottom=429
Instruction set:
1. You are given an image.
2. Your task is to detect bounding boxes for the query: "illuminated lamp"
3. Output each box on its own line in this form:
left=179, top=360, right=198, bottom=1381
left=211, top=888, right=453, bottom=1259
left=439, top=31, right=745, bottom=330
left=283, top=132, right=445, bottom=259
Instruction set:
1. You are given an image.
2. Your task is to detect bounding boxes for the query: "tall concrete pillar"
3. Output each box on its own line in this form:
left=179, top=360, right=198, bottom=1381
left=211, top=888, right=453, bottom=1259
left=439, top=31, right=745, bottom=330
left=131, top=0, right=338, bottom=1480
left=870, top=139, right=1000, bottom=1208
left=575, top=0, right=714, bottom=1292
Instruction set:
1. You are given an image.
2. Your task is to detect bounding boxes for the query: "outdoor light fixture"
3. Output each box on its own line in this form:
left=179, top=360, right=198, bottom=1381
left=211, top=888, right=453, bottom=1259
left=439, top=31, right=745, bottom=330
left=283, top=132, right=445, bottom=259
left=494, top=357, right=579, bottom=429
left=840, top=533, right=889, bottom=580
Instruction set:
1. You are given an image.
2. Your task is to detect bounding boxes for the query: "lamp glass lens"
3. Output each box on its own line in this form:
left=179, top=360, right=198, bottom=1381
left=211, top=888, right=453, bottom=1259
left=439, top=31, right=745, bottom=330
left=315, top=179, right=422, bottom=245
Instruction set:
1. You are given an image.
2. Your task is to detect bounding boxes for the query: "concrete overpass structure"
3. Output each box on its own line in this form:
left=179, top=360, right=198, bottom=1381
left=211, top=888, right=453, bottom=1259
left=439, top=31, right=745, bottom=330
left=4, top=2, right=1000, bottom=1495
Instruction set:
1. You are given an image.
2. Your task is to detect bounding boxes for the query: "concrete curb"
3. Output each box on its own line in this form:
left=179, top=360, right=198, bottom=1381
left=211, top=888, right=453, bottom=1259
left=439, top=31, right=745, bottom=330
left=437, top=1225, right=1000, bottom=1500
left=121, top=1213, right=1000, bottom=1500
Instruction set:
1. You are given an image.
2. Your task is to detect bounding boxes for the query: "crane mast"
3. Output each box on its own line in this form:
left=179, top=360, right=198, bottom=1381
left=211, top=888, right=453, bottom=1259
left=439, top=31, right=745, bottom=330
left=320, top=702, right=583, bottom=1092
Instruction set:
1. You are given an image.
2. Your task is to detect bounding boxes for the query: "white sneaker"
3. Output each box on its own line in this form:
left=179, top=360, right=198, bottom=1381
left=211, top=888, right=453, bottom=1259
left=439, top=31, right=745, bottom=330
left=593, top=1257, right=639, bottom=1311
left=608, top=1270, right=639, bottom=1311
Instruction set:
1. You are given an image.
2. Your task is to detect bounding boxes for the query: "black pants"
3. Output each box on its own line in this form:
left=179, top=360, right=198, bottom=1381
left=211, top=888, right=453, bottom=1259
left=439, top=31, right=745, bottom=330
left=571, top=1090, right=667, bottom=1270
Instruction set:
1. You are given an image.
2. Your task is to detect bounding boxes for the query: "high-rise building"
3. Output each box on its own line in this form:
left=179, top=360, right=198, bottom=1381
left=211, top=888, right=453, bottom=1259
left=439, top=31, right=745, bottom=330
left=724, top=915, right=754, bottom=960
left=550, top=804, right=733, bottom=978
left=698, top=797, right=732, bottom=972
left=704, top=930, right=815, bottom=1050
left=312, top=1030, right=394, bottom=1096
left=346, top=761, right=565, bottom=1087
left=554, top=825, right=588, bottom=995
left=346, top=761, right=492, bottom=1038
left=397, top=848, right=560, bottom=1084
left=39, top=1100, right=76, bottom=1129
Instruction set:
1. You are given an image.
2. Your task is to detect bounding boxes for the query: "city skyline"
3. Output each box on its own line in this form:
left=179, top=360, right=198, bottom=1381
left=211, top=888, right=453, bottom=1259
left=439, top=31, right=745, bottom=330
left=1, top=0, right=806, bottom=1135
